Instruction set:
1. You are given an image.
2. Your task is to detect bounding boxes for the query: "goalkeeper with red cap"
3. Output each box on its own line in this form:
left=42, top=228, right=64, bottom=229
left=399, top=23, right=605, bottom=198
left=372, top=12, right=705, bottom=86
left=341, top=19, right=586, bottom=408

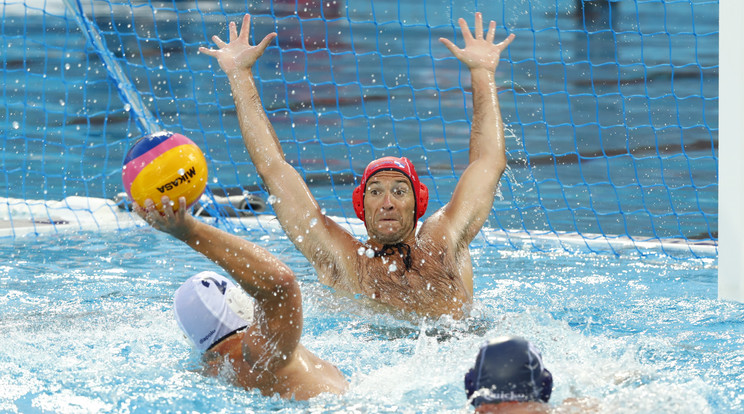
left=200, top=12, right=514, bottom=319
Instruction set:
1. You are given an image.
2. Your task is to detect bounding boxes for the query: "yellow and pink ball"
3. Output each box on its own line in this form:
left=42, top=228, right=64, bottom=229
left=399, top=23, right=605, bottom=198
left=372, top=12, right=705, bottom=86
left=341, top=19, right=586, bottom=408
left=122, top=131, right=208, bottom=211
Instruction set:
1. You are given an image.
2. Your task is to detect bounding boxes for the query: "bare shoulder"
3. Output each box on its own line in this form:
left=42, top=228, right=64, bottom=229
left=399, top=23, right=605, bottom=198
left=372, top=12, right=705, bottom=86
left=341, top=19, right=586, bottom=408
left=417, top=208, right=469, bottom=252
left=416, top=208, right=449, bottom=238
left=313, top=214, right=363, bottom=254
left=305, top=217, right=366, bottom=291
left=552, top=397, right=601, bottom=413
left=203, top=327, right=294, bottom=390
left=416, top=207, right=475, bottom=297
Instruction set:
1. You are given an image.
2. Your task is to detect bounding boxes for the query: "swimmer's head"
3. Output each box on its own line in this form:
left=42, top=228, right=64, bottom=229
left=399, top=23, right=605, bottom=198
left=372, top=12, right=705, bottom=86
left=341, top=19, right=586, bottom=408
left=464, top=336, right=553, bottom=408
left=173, top=271, right=255, bottom=352
left=352, top=156, right=429, bottom=225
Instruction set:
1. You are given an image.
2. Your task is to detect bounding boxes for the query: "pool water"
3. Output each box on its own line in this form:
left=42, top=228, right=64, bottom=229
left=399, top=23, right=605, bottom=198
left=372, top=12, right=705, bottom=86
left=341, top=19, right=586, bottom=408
left=0, top=0, right=732, bottom=411
left=1, top=225, right=740, bottom=413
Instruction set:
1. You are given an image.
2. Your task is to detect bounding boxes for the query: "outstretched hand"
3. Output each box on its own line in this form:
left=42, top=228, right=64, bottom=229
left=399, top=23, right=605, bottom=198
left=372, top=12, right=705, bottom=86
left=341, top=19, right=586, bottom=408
left=439, top=12, right=515, bottom=73
left=199, top=14, right=277, bottom=74
left=133, top=196, right=195, bottom=241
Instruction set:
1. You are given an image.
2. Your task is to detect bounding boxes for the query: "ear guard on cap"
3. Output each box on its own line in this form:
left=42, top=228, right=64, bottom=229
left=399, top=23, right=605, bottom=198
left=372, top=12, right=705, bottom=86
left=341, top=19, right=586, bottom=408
left=464, top=367, right=476, bottom=399
left=352, top=156, right=428, bottom=224
left=352, top=184, right=365, bottom=220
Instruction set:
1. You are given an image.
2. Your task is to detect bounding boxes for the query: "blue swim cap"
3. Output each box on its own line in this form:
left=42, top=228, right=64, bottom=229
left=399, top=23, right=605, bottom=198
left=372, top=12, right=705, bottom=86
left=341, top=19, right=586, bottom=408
left=464, top=336, right=553, bottom=407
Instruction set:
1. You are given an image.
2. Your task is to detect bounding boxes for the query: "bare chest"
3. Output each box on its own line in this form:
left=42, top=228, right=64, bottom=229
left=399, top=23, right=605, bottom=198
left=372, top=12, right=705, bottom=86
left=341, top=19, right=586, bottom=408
left=347, top=241, right=469, bottom=313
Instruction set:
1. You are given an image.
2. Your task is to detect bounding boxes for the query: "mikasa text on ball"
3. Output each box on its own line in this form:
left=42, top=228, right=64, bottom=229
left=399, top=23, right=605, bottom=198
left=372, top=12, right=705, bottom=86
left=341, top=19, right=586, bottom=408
left=122, top=131, right=208, bottom=211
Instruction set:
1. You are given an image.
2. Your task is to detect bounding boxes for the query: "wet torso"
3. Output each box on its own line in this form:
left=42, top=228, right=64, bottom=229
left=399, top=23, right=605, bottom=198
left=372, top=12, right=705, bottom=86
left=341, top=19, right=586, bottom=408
left=204, top=329, right=348, bottom=400
left=316, top=216, right=474, bottom=318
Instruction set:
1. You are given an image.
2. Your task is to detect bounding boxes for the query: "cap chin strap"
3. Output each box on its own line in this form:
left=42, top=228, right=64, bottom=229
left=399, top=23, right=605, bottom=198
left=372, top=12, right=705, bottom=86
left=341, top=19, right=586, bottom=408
left=225, top=285, right=255, bottom=325
left=374, top=243, right=412, bottom=270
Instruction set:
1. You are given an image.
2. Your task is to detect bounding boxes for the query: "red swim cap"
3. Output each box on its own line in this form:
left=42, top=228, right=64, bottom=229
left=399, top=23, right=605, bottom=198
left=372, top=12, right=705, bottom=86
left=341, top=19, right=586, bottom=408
left=352, top=156, right=429, bottom=224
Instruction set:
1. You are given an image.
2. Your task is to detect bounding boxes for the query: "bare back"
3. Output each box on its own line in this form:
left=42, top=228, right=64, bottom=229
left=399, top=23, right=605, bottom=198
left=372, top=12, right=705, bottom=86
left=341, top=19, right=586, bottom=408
left=204, top=328, right=347, bottom=400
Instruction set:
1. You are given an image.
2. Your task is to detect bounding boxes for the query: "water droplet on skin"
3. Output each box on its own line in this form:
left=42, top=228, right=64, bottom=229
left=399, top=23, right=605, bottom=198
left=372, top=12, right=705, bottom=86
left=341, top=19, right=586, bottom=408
left=357, top=247, right=366, bottom=256
left=267, top=195, right=278, bottom=205
left=365, top=248, right=375, bottom=258
left=309, top=218, right=318, bottom=227
left=389, top=263, right=397, bottom=272
left=296, top=236, right=304, bottom=243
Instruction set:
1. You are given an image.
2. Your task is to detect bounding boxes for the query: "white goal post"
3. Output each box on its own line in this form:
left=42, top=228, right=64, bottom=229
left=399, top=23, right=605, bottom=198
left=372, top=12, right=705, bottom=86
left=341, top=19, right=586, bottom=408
left=718, top=0, right=744, bottom=301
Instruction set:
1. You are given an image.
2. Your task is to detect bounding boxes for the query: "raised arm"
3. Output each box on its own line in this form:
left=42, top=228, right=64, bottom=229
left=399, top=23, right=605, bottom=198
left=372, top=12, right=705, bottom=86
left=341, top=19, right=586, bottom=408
left=135, top=196, right=302, bottom=361
left=199, top=15, right=353, bottom=273
left=437, top=13, right=515, bottom=243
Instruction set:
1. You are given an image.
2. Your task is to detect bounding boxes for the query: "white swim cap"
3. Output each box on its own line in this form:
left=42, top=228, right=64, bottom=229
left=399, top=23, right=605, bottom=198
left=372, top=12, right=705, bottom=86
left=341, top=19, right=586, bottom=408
left=173, top=271, right=255, bottom=352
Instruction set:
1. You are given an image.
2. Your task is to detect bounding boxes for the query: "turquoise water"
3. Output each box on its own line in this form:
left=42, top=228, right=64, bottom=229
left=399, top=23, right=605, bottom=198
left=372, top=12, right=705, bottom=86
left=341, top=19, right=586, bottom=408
left=1, top=227, right=740, bottom=413
left=1, top=0, right=734, bottom=412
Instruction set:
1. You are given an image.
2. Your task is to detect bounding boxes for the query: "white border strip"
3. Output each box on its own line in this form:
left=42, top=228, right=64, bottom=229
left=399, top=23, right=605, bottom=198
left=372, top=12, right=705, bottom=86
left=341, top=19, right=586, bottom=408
left=0, top=197, right=717, bottom=259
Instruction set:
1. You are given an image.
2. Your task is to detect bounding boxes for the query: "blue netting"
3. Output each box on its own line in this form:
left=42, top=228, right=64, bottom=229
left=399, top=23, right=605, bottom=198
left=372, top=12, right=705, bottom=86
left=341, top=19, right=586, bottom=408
left=0, top=0, right=718, bottom=257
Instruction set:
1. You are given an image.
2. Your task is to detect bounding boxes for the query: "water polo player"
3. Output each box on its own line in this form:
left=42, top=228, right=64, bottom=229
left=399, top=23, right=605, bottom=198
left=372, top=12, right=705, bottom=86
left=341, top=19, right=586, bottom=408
left=465, top=336, right=599, bottom=413
left=135, top=196, right=348, bottom=400
left=199, top=12, right=515, bottom=318
left=465, top=336, right=553, bottom=410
